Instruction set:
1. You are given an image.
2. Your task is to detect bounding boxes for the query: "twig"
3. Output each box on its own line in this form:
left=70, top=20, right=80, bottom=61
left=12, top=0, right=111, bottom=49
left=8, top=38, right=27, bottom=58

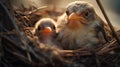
left=0, top=1, right=19, bottom=31
left=99, top=39, right=116, bottom=52
left=96, top=0, right=120, bottom=45
left=60, top=38, right=119, bottom=57
left=19, top=33, right=32, bottom=62
left=60, top=49, right=91, bottom=57
left=26, top=6, right=47, bottom=15
left=15, top=12, right=29, bottom=27
left=1, top=35, right=24, bottom=53
left=0, top=1, right=32, bottom=62
left=12, top=52, right=35, bottom=64
left=1, top=34, right=48, bottom=64
left=1, top=30, right=17, bottom=35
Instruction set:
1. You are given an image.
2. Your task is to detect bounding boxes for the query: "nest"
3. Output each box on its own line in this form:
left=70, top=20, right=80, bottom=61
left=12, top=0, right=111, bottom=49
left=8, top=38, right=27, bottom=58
left=1, top=1, right=120, bottom=67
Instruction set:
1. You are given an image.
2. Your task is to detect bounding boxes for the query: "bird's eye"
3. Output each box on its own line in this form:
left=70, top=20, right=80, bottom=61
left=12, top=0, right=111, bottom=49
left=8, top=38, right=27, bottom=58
left=84, top=11, right=89, bottom=17
left=53, top=26, right=56, bottom=30
left=38, top=26, right=41, bottom=31
left=66, top=10, right=70, bottom=16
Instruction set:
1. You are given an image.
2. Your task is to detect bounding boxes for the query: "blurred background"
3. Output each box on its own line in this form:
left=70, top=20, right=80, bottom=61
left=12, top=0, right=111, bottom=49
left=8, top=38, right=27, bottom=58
left=11, top=0, right=120, bottom=28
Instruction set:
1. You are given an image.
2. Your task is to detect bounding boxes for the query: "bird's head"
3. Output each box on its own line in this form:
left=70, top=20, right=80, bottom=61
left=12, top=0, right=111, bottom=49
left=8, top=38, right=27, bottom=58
left=65, top=1, right=96, bottom=29
left=33, top=18, right=56, bottom=39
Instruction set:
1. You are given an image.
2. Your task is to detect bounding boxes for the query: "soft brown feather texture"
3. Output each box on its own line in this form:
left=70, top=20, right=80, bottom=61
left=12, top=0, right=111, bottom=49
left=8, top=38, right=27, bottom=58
left=57, top=1, right=111, bottom=50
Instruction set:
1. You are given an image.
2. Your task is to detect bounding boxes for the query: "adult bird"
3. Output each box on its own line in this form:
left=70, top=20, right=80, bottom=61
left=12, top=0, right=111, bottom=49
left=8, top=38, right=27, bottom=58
left=57, top=1, right=111, bottom=50
left=33, top=18, right=57, bottom=45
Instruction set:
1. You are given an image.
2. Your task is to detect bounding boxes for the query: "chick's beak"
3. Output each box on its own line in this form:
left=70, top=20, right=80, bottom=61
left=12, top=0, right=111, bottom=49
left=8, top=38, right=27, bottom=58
left=42, top=27, right=52, bottom=34
left=68, top=13, right=84, bottom=22
left=40, top=27, right=53, bottom=40
left=67, top=13, right=85, bottom=29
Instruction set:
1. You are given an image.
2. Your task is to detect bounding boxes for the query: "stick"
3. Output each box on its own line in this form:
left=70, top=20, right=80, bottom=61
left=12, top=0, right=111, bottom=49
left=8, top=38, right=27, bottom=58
left=96, top=0, right=120, bottom=45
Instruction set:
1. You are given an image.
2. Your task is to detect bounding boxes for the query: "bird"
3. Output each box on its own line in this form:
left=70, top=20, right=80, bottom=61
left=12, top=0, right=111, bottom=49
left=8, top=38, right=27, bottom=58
left=33, top=18, right=58, bottom=45
left=57, top=1, right=111, bottom=50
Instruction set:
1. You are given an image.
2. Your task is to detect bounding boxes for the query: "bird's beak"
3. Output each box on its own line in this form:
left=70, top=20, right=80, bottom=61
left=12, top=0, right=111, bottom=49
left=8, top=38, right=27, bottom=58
left=68, top=13, right=84, bottom=22
left=67, top=13, right=85, bottom=29
left=42, top=27, right=52, bottom=34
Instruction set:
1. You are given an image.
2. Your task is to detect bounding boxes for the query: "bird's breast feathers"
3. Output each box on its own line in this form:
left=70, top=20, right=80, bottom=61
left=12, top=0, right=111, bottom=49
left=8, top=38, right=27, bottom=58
left=57, top=24, right=99, bottom=49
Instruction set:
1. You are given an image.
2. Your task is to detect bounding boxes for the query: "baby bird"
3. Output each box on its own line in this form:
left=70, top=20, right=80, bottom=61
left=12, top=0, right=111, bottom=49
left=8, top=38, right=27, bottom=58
left=57, top=1, right=110, bottom=50
left=33, top=18, right=57, bottom=45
